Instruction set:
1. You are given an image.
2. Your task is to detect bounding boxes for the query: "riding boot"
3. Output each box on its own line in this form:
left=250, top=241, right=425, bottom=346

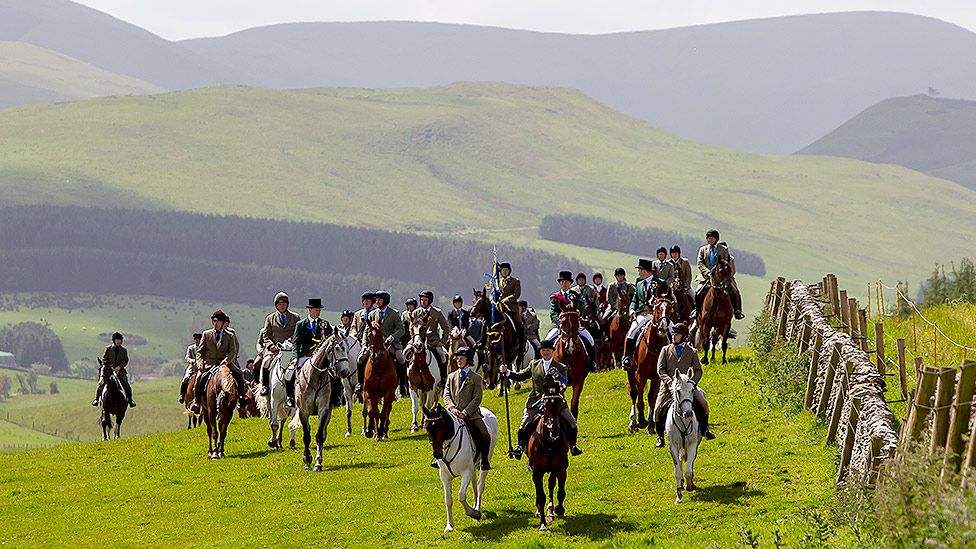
left=696, top=407, right=716, bottom=440
left=621, top=338, right=636, bottom=370
left=230, top=366, right=248, bottom=409
left=179, top=377, right=189, bottom=403
left=731, top=285, right=745, bottom=320
left=397, top=361, right=409, bottom=398
left=583, top=340, right=596, bottom=373
left=191, top=373, right=207, bottom=414
left=477, top=432, right=491, bottom=470
left=655, top=417, right=666, bottom=448
left=567, top=424, right=583, bottom=456
left=92, top=383, right=101, bottom=407
left=259, top=366, right=270, bottom=396
left=284, top=378, right=296, bottom=408
left=355, top=356, right=366, bottom=397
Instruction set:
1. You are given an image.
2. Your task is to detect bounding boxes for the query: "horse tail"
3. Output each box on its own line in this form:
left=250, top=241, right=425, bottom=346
left=288, top=408, right=302, bottom=432
left=256, top=391, right=271, bottom=418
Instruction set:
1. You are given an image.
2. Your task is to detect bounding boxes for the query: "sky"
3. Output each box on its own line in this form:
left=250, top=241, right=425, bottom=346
left=73, top=0, right=976, bottom=40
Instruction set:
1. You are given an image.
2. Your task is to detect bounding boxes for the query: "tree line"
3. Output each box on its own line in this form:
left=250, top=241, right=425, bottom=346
left=921, top=258, right=976, bottom=307
left=538, top=214, right=766, bottom=277
left=0, top=322, right=68, bottom=372
left=0, top=206, right=585, bottom=310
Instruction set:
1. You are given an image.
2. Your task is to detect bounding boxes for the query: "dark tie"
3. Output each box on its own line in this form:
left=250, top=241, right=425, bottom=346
left=459, top=369, right=468, bottom=384
left=215, top=331, right=221, bottom=343
left=311, top=319, right=317, bottom=332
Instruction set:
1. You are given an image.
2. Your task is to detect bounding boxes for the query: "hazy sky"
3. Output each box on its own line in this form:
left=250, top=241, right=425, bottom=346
left=74, top=0, right=976, bottom=40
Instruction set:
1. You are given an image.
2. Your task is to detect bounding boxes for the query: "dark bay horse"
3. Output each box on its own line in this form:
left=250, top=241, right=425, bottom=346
left=201, top=364, right=238, bottom=459
left=526, top=387, right=570, bottom=531
left=583, top=293, right=613, bottom=372
left=628, top=298, right=672, bottom=434
left=552, top=306, right=588, bottom=418
left=97, top=358, right=127, bottom=440
left=672, top=277, right=695, bottom=326
left=472, top=291, right=522, bottom=395
left=697, top=260, right=734, bottom=365
left=607, top=286, right=632, bottom=368
left=364, top=323, right=397, bottom=440
left=184, top=371, right=200, bottom=429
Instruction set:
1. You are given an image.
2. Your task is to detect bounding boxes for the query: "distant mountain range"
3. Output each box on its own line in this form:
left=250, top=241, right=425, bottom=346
left=799, top=94, right=976, bottom=191
left=3, top=1, right=976, bottom=153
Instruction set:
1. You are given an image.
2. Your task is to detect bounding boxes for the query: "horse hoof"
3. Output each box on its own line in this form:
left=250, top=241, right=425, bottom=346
left=628, top=424, right=638, bottom=434
left=410, top=424, right=419, bottom=433
left=686, top=481, right=697, bottom=491
left=466, top=509, right=481, bottom=520
left=289, top=442, right=296, bottom=450
left=539, top=524, right=549, bottom=532
left=555, top=505, right=565, bottom=516
left=675, top=496, right=682, bottom=504
left=314, top=464, right=323, bottom=472
left=444, top=526, right=453, bottom=533
left=345, top=432, right=352, bottom=438
left=637, top=419, right=648, bottom=429
left=268, top=440, right=276, bottom=449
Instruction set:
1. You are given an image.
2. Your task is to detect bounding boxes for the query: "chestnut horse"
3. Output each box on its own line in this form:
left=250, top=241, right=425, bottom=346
left=627, top=298, right=672, bottom=434
left=201, top=364, right=238, bottom=459
left=607, top=286, right=633, bottom=367
left=363, top=322, right=398, bottom=440
left=525, top=386, right=570, bottom=531
left=552, top=306, right=588, bottom=418
left=696, top=259, right=734, bottom=365
left=97, top=358, right=127, bottom=440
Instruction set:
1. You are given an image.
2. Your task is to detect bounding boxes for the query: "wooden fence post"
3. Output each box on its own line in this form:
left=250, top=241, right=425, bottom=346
left=964, top=417, right=976, bottom=488
left=849, top=298, right=860, bottom=339
left=874, top=322, right=886, bottom=375
left=943, top=361, right=976, bottom=475
left=817, top=342, right=842, bottom=419
left=826, top=355, right=855, bottom=446
left=798, top=315, right=813, bottom=354
left=905, top=366, right=939, bottom=444
left=914, top=357, right=923, bottom=386
left=804, top=329, right=824, bottom=410
left=896, top=338, right=909, bottom=401
left=838, top=289, right=850, bottom=332
left=828, top=274, right=840, bottom=319
left=837, top=397, right=861, bottom=485
left=776, top=281, right=792, bottom=341
left=857, top=308, right=869, bottom=352
left=867, top=435, right=883, bottom=486
left=930, top=367, right=958, bottom=453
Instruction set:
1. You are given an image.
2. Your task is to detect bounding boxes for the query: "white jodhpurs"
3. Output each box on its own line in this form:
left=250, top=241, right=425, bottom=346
left=545, top=327, right=594, bottom=346
left=626, top=313, right=653, bottom=340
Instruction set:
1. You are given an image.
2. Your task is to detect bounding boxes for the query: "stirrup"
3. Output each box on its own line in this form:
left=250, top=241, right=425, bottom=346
left=511, top=445, right=524, bottom=460
left=570, top=445, right=583, bottom=456
left=259, top=386, right=269, bottom=396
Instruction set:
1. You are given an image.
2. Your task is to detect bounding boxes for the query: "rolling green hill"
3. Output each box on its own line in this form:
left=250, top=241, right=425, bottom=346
left=0, top=83, right=971, bottom=292
left=0, top=41, right=162, bottom=108
left=0, top=353, right=840, bottom=546
left=800, top=94, right=976, bottom=191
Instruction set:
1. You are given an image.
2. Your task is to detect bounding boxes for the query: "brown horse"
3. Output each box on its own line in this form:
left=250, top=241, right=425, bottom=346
left=552, top=306, right=588, bottom=419
left=697, top=259, right=735, bottom=365
left=525, top=386, right=570, bottom=531
left=583, top=292, right=613, bottom=372
left=184, top=371, right=200, bottom=429
left=97, top=358, right=128, bottom=440
left=472, top=291, right=523, bottom=395
left=364, top=322, right=398, bottom=440
left=627, top=298, right=672, bottom=434
left=672, top=277, right=695, bottom=326
left=200, top=364, right=238, bottom=459
left=607, top=286, right=633, bottom=367
left=407, top=318, right=440, bottom=432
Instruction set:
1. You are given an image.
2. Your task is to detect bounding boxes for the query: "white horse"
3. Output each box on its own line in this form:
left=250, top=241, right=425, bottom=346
left=256, top=341, right=297, bottom=450
left=333, top=328, right=365, bottom=438
left=666, top=372, right=702, bottom=503
left=408, top=321, right=442, bottom=432
left=422, top=405, right=499, bottom=533
left=288, top=336, right=350, bottom=471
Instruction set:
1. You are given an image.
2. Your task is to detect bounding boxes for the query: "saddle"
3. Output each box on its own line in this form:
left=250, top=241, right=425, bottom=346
left=101, top=376, right=125, bottom=401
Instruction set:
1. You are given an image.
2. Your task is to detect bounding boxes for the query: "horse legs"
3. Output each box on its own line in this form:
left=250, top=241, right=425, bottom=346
left=459, top=470, right=479, bottom=519
left=114, top=416, right=122, bottom=439
left=710, top=330, right=719, bottom=363
left=647, top=375, right=660, bottom=436
left=671, top=445, right=684, bottom=504
left=555, top=470, right=567, bottom=517
left=627, top=371, right=639, bottom=432
left=685, top=441, right=698, bottom=492
left=361, top=399, right=369, bottom=437
left=441, top=469, right=455, bottom=532
left=301, top=415, right=313, bottom=469
left=636, top=379, right=648, bottom=429
left=288, top=420, right=297, bottom=450
left=217, top=412, right=228, bottom=458
left=314, top=407, right=331, bottom=472
left=546, top=472, right=556, bottom=520
left=721, top=332, right=728, bottom=365
left=205, top=416, right=215, bottom=458
left=700, top=328, right=711, bottom=366
left=533, top=470, right=548, bottom=531
left=409, top=390, right=420, bottom=433
left=474, top=469, right=488, bottom=516
left=570, top=381, right=583, bottom=419
left=380, top=395, right=393, bottom=441
left=345, top=386, right=354, bottom=438
left=268, top=412, right=280, bottom=449
left=365, top=394, right=378, bottom=439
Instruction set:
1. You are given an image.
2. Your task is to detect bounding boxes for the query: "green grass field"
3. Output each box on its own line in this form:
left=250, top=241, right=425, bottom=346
left=0, top=83, right=971, bottom=290
left=0, top=350, right=838, bottom=547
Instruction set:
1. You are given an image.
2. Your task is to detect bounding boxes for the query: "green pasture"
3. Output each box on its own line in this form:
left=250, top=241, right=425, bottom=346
left=0, top=350, right=838, bottom=547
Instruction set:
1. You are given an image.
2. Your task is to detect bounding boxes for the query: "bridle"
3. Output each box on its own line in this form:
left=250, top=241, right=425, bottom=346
left=427, top=410, right=465, bottom=478
left=671, top=380, right=696, bottom=446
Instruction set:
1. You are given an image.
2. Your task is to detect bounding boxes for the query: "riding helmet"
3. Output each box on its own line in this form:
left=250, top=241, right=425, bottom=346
left=706, top=229, right=720, bottom=239
left=111, top=332, right=124, bottom=342
left=273, top=291, right=289, bottom=305
left=576, top=272, right=587, bottom=282
left=670, top=245, right=681, bottom=254
left=499, top=262, right=511, bottom=271
left=340, top=310, right=354, bottom=320
left=418, top=290, right=434, bottom=301
left=375, top=291, right=391, bottom=304
left=405, top=298, right=418, bottom=307
left=539, top=340, right=555, bottom=350
left=211, top=309, right=230, bottom=322
left=592, top=272, right=603, bottom=281
left=672, top=323, right=690, bottom=336
left=361, top=291, right=376, bottom=302
left=517, top=300, right=528, bottom=307
left=614, top=267, right=626, bottom=276
left=192, top=332, right=202, bottom=340
left=452, top=295, right=463, bottom=304
left=455, top=347, right=474, bottom=360
left=656, top=246, right=667, bottom=255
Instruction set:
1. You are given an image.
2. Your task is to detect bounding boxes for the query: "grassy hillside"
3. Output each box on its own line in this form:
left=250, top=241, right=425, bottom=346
left=800, top=94, right=976, bottom=191
left=0, top=352, right=839, bottom=546
left=0, top=41, right=162, bottom=108
left=0, top=83, right=971, bottom=291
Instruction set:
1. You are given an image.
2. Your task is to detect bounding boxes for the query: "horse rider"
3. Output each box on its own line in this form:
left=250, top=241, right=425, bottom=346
left=651, top=247, right=677, bottom=299
left=92, top=332, right=135, bottom=407
left=653, top=323, right=715, bottom=447
left=286, top=298, right=333, bottom=407
left=502, top=340, right=583, bottom=459
left=411, top=290, right=451, bottom=382
left=352, top=291, right=376, bottom=396
left=178, top=332, right=202, bottom=403
left=190, top=310, right=249, bottom=415
left=448, top=294, right=473, bottom=346
left=401, top=298, right=418, bottom=349
left=337, top=310, right=355, bottom=336
left=441, top=346, right=492, bottom=470
left=621, top=259, right=658, bottom=370
left=519, top=300, right=541, bottom=355
left=670, top=246, right=693, bottom=296
left=695, top=229, right=745, bottom=320
left=572, top=272, right=598, bottom=308
left=254, top=291, right=300, bottom=397
left=592, top=272, right=608, bottom=315
left=546, top=270, right=596, bottom=370
left=497, top=261, right=525, bottom=350
left=368, top=291, right=409, bottom=398
left=605, top=267, right=635, bottom=322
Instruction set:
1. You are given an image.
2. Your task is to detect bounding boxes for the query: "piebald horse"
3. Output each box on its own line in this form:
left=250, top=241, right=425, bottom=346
left=423, top=404, right=499, bottom=533
left=97, top=358, right=127, bottom=440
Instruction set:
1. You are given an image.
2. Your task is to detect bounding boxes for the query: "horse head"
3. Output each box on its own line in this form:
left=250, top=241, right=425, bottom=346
left=411, top=317, right=427, bottom=352
left=328, top=336, right=353, bottom=378
left=652, top=298, right=674, bottom=336
left=422, top=404, right=454, bottom=460
left=538, top=388, right=565, bottom=446
left=710, top=259, right=733, bottom=289
left=98, top=358, right=113, bottom=381
left=671, top=372, right=696, bottom=421
left=617, top=285, right=632, bottom=313
left=367, top=323, right=387, bottom=360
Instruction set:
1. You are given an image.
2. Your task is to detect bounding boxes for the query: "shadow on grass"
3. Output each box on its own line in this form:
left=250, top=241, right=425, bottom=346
left=465, top=508, right=536, bottom=541
left=464, top=509, right=637, bottom=541
left=691, top=481, right=764, bottom=504
left=559, top=513, right=639, bottom=540
left=327, top=461, right=394, bottom=472
left=233, top=449, right=274, bottom=459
